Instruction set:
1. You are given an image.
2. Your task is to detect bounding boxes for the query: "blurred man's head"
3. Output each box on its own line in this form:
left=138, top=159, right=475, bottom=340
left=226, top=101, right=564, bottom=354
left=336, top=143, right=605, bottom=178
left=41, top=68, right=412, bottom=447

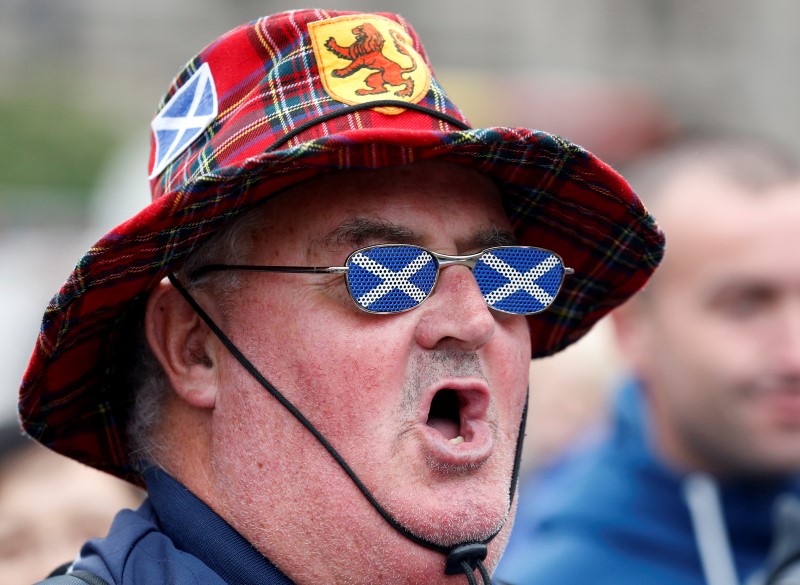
left=614, top=137, right=800, bottom=477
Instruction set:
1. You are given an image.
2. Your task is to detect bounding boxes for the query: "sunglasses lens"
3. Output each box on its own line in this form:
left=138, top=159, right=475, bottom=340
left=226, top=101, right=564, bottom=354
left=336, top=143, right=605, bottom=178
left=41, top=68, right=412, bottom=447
left=346, top=246, right=437, bottom=313
left=474, top=247, right=566, bottom=315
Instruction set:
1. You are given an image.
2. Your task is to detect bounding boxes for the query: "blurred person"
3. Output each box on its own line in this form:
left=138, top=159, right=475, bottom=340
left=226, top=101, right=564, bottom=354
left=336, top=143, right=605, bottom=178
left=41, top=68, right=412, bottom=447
left=0, top=422, right=142, bottom=585
left=495, top=135, right=800, bottom=585
left=17, top=9, right=663, bottom=585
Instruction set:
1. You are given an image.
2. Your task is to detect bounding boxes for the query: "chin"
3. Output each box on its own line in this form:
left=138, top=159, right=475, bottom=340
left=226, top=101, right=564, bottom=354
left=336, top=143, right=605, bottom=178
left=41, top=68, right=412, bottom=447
left=384, top=483, right=511, bottom=547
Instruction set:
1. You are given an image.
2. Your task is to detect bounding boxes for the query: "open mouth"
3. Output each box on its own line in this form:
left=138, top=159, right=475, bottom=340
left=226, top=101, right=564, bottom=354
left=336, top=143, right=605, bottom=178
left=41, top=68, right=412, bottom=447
left=419, top=385, right=493, bottom=466
left=426, top=389, right=464, bottom=443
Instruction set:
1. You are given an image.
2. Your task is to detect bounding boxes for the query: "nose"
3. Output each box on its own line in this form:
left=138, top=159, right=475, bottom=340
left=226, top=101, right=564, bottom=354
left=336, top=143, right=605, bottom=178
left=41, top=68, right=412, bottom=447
left=413, top=264, right=496, bottom=351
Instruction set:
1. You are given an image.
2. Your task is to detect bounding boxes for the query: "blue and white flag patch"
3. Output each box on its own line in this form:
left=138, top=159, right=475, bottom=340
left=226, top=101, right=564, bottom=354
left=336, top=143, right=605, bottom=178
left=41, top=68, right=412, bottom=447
left=149, top=62, right=218, bottom=179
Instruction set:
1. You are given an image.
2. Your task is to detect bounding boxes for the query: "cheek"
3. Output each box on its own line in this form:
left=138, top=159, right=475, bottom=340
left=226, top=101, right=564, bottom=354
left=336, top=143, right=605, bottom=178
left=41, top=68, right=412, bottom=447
left=651, top=291, right=767, bottom=379
left=641, top=317, right=759, bottom=424
left=660, top=316, right=757, bottom=388
left=491, top=317, right=532, bottom=411
left=256, top=313, right=414, bottom=432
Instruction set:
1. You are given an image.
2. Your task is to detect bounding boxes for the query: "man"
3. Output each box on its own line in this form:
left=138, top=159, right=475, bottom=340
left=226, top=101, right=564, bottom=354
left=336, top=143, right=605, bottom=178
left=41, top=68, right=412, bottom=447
left=18, top=10, right=663, bottom=585
left=496, top=136, right=800, bottom=585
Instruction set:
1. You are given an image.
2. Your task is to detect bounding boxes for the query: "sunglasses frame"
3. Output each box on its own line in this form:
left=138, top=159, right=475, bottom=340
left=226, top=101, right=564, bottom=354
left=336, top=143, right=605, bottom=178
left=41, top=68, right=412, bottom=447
left=190, top=244, right=574, bottom=316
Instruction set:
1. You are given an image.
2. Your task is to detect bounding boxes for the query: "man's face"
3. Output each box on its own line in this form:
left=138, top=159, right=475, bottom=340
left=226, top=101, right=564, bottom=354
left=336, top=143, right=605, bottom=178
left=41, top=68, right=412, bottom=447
left=623, top=171, right=800, bottom=476
left=204, top=162, right=531, bottom=577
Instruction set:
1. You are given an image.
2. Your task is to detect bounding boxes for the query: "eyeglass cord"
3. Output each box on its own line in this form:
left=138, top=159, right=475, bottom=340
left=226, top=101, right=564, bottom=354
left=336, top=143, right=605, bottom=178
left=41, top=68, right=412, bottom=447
left=168, top=273, right=527, bottom=584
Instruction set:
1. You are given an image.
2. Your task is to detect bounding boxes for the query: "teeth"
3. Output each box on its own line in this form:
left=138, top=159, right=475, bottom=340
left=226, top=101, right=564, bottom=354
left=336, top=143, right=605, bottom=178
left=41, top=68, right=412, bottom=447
left=449, top=436, right=464, bottom=445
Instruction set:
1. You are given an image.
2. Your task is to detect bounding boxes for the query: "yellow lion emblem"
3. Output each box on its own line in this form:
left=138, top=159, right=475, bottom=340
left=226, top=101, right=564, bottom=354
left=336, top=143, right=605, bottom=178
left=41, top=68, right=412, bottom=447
left=324, top=22, right=417, bottom=98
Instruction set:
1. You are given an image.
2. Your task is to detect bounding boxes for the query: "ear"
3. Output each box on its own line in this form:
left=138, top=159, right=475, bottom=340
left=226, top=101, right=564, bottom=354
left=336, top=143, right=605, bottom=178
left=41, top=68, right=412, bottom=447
left=145, top=278, right=219, bottom=409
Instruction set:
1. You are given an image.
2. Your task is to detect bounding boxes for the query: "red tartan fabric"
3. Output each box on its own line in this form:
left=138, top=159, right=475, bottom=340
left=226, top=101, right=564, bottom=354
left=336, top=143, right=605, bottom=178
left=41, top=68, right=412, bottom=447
left=19, top=9, right=664, bottom=484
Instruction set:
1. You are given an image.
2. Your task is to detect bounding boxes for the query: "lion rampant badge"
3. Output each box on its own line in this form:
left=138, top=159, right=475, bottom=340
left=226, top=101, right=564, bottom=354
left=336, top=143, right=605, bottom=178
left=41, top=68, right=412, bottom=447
left=309, top=14, right=431, bottom=114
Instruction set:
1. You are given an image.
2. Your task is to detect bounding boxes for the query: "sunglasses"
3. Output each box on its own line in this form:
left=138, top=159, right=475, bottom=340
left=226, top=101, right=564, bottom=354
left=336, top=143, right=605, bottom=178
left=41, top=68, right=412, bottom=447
left=191, top=244, right=573, bottom=315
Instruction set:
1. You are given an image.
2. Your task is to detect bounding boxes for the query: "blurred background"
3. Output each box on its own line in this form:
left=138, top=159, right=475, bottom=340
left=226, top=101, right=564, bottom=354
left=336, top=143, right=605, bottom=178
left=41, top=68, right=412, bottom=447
left=2, top=0, right=799, bottom=455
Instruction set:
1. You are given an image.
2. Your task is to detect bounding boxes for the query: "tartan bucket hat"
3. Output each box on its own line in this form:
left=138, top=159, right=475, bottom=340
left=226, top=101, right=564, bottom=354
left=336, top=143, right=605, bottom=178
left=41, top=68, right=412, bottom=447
left=19, top=9, right=664, bottom=483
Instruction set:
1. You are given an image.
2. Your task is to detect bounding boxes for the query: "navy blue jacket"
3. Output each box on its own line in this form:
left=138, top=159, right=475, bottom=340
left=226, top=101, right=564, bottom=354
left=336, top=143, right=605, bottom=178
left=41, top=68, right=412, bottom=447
left=495, top=381, right=800, bottom=585
left=68, top=468, right=294, bottom=584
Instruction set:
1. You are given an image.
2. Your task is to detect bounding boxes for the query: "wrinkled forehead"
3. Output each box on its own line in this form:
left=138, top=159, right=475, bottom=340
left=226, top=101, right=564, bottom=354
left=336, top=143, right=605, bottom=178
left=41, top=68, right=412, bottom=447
left=249, top=162, right=513, bottom=258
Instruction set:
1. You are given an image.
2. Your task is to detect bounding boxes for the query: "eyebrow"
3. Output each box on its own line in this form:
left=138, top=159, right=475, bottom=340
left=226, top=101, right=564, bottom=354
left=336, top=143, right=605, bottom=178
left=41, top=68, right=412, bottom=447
left=323, top=217, right=517, bottom=249
left=472, top=225, right=518, bottom=247
left=324, top=217, right=417, bottom=248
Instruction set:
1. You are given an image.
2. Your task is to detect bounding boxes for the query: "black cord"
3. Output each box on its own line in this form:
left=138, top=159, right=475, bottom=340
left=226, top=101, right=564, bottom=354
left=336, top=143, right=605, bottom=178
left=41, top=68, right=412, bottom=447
left=477, top=559, right=492, bottom=584
left=460, top=560, right=478, bottom=585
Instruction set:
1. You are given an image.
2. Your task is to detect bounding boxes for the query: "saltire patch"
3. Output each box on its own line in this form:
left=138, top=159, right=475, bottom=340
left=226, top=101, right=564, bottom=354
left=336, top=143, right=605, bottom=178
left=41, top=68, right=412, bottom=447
left=149, top=62, right=218, bottom=179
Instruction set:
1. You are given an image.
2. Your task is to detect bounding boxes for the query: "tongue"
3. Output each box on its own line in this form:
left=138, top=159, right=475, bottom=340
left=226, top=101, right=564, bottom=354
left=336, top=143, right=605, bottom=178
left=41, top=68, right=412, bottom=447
left=427, top=417, right=460, bottom=440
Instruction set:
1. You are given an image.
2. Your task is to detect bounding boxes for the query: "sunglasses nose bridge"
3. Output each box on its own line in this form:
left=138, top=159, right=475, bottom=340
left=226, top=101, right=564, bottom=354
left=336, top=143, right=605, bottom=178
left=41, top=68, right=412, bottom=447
left=436, top=258, right=479, bottom=272
left=431, top=251, right=481, bottom=272
left=428, top=254, right=484, bottom=308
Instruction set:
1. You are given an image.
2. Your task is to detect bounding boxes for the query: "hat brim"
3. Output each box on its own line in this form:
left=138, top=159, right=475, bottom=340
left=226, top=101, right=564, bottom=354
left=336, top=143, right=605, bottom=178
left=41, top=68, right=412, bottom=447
left=19, top=126, right=663, bottom=484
